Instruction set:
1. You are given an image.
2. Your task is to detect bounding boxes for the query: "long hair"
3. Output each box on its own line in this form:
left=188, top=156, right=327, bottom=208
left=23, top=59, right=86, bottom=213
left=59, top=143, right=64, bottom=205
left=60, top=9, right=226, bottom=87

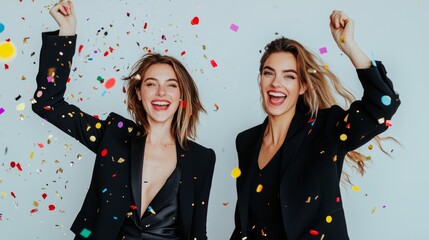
left=259, top=37, right=392, bottom=175
left=123, top=53, right=205, bottom=148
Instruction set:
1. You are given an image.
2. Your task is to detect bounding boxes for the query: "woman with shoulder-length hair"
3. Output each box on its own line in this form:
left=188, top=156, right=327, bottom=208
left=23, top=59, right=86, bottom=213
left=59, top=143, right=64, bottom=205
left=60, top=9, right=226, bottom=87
left=32, top=1, right=215, bottom=239
left=231, top=10, right=400, bottom=240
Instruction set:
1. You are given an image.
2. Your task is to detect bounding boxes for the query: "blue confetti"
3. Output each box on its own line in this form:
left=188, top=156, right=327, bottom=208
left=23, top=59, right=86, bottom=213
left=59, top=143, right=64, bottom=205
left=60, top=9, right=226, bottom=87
left=381, top=95, right=391, bottom=106
left=0, top=23, right=5, bottom=33
left=102, top=188, right=107, bottom=193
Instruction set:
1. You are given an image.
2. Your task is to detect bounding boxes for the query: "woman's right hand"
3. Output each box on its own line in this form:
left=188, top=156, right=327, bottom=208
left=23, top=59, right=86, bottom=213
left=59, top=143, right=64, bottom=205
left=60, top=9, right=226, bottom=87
left=49, top=0, right=76, bottom=36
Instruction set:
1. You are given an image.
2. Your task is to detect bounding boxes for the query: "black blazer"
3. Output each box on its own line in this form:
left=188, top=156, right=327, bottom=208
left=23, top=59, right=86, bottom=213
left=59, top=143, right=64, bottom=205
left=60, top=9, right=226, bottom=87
left=231, top=62, right=400, bottom=240
left=32, top=31, right=216, bottom=240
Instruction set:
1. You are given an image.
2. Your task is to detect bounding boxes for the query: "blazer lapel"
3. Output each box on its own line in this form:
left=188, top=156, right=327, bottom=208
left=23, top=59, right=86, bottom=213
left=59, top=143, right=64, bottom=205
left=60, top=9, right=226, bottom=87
left=177, top=142, right=194, bottom=239
left=130, top=135, right=146, bottom=218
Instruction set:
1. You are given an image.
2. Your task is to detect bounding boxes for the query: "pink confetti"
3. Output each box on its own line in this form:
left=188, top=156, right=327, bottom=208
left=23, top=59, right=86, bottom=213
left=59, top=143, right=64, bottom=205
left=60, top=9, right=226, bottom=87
left=37, top=143, right=44, bottom=148
left=0, top=107, right=5, bottom=115
left=210, top=59, right=218, bottom=68
left=385, top=120, right=392, bottom=127
left=319, top=47, right=328, bottom=54
left=230, top=23, right=239, bottom=32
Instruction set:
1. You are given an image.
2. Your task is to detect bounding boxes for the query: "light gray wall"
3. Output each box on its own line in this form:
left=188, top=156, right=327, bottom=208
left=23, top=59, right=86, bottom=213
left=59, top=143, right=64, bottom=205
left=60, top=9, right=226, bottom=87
left=0, top=0, right=427, bottom=239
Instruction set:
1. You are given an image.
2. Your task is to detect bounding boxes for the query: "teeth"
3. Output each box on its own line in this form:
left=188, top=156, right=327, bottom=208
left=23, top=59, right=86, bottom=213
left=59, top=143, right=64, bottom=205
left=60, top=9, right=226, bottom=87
left=268, top=92, right=286, bottom=97
left=152, top=101, right=170, bottom=106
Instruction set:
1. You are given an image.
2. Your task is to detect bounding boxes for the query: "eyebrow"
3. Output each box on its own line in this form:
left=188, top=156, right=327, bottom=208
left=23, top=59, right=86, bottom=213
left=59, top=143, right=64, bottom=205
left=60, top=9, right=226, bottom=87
left=263, top=66, right=298, bottom=75
left=143, top=77, right=178, bottom=82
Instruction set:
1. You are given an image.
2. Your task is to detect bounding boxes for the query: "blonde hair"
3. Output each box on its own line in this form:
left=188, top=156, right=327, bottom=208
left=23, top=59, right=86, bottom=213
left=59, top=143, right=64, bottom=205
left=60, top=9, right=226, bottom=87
left=123, top=53, right=205, bottom=148
left=260, top=37, right=392, bottom=175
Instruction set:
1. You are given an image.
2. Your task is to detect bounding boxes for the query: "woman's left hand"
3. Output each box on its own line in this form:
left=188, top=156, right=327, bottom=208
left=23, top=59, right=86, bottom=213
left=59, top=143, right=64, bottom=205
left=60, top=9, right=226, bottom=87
left=329, top=10, right=356, bottom=56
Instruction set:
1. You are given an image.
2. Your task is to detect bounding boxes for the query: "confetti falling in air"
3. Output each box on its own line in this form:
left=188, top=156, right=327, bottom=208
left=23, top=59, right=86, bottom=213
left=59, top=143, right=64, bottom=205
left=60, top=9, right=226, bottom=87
left=340, top=134, right=347, bottom=141
left=352, top=185, right=360, bottom=192
left=210, top=59, right=218, bottom=68
left=368, top=144, right=373, bottom=150
left=0, top=23, right=4, bottom=33
left=78, top=44, right=84, bottom=55
left=190, top=16, right=200, bottom=25
left=0, top=41, right=16, bottom=61
left=307, top=68, right=317, bottom=74
left=381, top=95, right=391, bottom=106
left=326, top=215, right=333, bottom=223
left=256, top=184, right=263, bottom=193
left=340, top=35, right=345, bottom=43
left=231, top=167, right=241, bottom=178
left=230, top=23, right=239, bottom=32
left=319, top=47, right=328, bottom=54
left=214, top=103, right=219, bottom=111
left=181, top=100, right=187, bottom=109
left=0, top=107, right=5, bottom=115
left=16, top=103, right=25, bottom=111
left=101, top=149, right=108, bottom=157
left=80, top=228, right=92, bottom=238
left=48, top=204, right=55, bottom=211
left=104, top=77, right=116, bottom=90
left=309, top=229, right=319, bottom=236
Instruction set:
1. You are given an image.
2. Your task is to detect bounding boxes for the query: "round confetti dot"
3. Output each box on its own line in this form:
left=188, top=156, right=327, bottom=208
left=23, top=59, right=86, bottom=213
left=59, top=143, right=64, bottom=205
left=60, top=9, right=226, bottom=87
left=0, top=41, right=16, bottom=61
left=326, top=215, right=333, bottom=223
left=231, top=167, right=241, bottom=178
left=48, top=204, right=55, bottom=211
left=118, top=121, right=124, bottom=128
left=381, top=95, right=391, bottom=106
left=256, top=184, right=263, bottom=193
left=191, top=16, right=200, bottom=25
left=105, top=77, right=116, bottom=89
left=0, top=23, right=4, bottom=33
left=101, top=148, right=108, bottom=157
left=340, top=134, right=348, bottom=141
left=36, top=90, right=43, bottom=98
left=368, top=144, right=373, bottom=150
left=352, top=185, right=360, bottom=192
left=89, top=136, right=96, bottom=142
left=95, top=122, right=102, bottom=129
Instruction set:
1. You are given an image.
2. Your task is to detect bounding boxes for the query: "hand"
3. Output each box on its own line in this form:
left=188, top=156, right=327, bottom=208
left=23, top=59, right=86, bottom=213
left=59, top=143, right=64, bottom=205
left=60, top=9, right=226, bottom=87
left=49, top=0, right=76, bottom=36
left=329, top=10, right=356, bottom=56
left=329, top=10, right=371, bottom=69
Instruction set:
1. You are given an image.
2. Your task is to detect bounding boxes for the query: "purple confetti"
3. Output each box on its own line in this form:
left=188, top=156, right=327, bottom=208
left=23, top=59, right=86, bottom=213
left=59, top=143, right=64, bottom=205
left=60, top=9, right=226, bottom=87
left=230, top=23, right=239, bottom=32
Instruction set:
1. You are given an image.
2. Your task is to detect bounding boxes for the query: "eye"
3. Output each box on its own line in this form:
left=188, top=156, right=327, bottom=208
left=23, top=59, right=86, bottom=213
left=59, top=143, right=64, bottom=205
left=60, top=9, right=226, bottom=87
left=262, top=71, right=274, bottom=77
left=167, top=83, right=178, bottom=88
left=284, top=74, right=297, bottom=80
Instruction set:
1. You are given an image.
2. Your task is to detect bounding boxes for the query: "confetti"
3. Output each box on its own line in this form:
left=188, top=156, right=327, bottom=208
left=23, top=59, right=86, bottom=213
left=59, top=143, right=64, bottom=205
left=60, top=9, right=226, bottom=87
left=371, top=207, right=376, bottom=214
left=309, top=229, right=319, bottom=235
left=368, top=144, right=373, bottom=150
left=210, top=59, right=218, bottom=68
left=89, top=136, right=96, bottom=142
left=307, top=68, right=317, bottom=74
left=214, top=103, right=219, bottom=111
left=0, top=23, right=4, bottom=33
left=230, top=23, right=239, bottom=32
left=147, top=205, right=156, bottom=214
left=336, top=197, right=341, bottom=203
left=101, top=149, right=108, bottom=157
left=37, top=143, right=45, bottom=148
left=181, top=100, right=187, bottom=109
left=118, top=121, right=123, bottom=128
left=0, top=41, right=16, bottom=61
left=319, top=47, right=328, bottom=54
left=95, top=122, right=102, bottom=129
left=339, top=134, right=347, bottom=141
left=352, top=185, right=360, bottom=192
left=381, top=95, right=391, bottom=106
left=181, top=51, right=186, bottom=56
left=323, top=65, right=329, bottom=69
left=385, top=120, right=392, bottom=127
left=80, top=228, right=92, bottom=238
left=340, top=35, right=345, bottom=43
left=256, top=184, right=263, bottom=193
left=326, top=215, right=333, bottom=223
left=105, top=77, right=116, bottom=89
left=42, top=193, right=47, bottom=199
left=222, top=202, right=229, bottom=206
left=16, top=102, right=25, bottom=111
left=48, top=204, right=55, bottom=211
left=78, top=44, right=84, bottom=55
left=231, top=167, right=241, bottom=178
left=0, top=107, right=5, bottom=115
left=191, top=16, right=200, bottom=25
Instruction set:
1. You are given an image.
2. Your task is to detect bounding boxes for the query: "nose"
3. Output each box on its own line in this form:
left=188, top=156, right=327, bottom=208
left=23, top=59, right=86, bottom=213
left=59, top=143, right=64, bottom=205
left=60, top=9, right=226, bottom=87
left=156, top=85, right=166, bottom=97
left=270, top=75, right=281, bottom=88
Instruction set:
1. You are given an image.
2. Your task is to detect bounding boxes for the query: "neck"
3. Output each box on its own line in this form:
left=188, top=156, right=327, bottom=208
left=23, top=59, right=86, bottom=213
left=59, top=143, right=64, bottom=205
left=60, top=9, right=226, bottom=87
left=146, top=120, right=175, bottom=145
left=264, top=107, right=296, bottom=146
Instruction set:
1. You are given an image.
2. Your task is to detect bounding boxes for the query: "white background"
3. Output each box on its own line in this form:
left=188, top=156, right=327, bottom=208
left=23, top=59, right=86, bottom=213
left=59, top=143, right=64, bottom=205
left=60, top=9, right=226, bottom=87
left=0, top=0, right=428, bottom=239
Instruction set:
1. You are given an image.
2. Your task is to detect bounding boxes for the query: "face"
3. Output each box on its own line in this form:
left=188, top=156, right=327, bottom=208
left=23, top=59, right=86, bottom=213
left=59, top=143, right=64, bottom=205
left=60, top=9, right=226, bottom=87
left=260, top=52, right=306, bottom=117
left=136, top=63, right=181, bottom=126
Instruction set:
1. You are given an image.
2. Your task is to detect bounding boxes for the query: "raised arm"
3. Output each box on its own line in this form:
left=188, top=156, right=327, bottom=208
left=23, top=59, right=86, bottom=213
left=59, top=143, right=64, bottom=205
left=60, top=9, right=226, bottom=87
left=32, top=0, right=108, bottom=154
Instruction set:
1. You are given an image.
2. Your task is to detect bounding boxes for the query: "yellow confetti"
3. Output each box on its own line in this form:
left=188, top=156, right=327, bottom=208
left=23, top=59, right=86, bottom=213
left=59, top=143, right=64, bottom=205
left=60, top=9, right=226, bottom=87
left=332, top=155, right=337, bottom=162
left=19, top=114, right=25, bottom=120
left=29, top=152, right=34, bottom=159
left=352, top=185, right=360, bottom=192
left=256, top=184, right=263, bottom=193
left=340, top=134, right=348, bottom=141
left=95, top=122, right=102, bottom=129
left=231, top=167, right=241, bottom=179
left=371, top=207, right=376, bottom=214
left=89, top=136, right=96, bottom=142
left=16, top=103, right=26, bottom=111
left=323, top=65, right=329, bottom=69
left=0, top=41, right=16, bottom=61
left=368, top=144, right=373, bottom=150
left=344, top=114, right=349, bottom=122
left=307, top=68, right=317, bottom=74
left=33, top=201, right=39, bottom=207
left=305, top=196, right=311, bottom=203
left=340, top=35, right=345, bottom=43
left=128, top=127, right=133, bottom=133
left=326, top=215, right=333, bottom=223
left=118, top=157, right=125, bottom=163
left=77, top=154, right=82, bottom=160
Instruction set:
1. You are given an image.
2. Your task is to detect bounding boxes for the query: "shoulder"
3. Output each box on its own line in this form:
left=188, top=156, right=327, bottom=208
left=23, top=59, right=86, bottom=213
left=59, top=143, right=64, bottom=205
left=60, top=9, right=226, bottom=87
left=236, top=122, right=264, bottom=148
left=187, top=141, right=215, bottom=160
left=105, top=112, right=141, bottom=137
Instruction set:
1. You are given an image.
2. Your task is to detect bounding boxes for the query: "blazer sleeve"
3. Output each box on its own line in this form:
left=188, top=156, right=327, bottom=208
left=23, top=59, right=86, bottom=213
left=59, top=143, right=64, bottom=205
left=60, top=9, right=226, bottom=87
left=192, top=149, right=216, bottom=239
left=331, top=61, right=400, bottom=152
left=32, top=31, right=107, bottom=154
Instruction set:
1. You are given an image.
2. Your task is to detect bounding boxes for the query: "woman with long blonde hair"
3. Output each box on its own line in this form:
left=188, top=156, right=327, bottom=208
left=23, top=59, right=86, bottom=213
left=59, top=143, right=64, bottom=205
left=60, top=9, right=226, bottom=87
left=231, top=10, right=400, bottom=239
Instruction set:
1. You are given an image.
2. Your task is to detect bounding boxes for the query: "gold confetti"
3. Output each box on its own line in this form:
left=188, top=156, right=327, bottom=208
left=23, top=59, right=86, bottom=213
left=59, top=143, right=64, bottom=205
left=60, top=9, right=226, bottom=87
left=352, top=185, right=360, bottom=192
left=344, top=114, right=349, bottom=122
left=77, top=154, right=82, bottom=160
left=256, top=184, right=263, bottom=193
left=323, top=65, right=329, bottom=69
left=117, top=158, right=125, bottom=163
left=340, top=134, right=348, bottom=141
left=305, top=196, right=311, bottom=203
left=29, top=152, right=34, bottom=159
left=326, top=215, right=333, bottom=223
left=368, top=144, right=373, bottom=150
left=340, top=35, right=345, bottom=43
left=33, top=201, right=39, bottom=207
left=21, top=75, right=27, bottom=80
left=89, top=136, right=96, bottom=142
left=371, top=207, right=376, bottom=214
left=16, top=103, right=26, bottom=111
left=222, top=202, right=229, bottom=206
left=95, top=122, right=102, bottom=129
left=332, top=155, right=337, bottom=162
left=231, top=167, right=241, bottom=178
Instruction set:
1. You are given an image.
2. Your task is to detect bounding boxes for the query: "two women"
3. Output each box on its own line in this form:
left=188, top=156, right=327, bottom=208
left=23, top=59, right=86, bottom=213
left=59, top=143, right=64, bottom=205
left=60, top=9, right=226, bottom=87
left=32, top=1, right=215, bottom=239
left=230, top=10, right=400, bottom=240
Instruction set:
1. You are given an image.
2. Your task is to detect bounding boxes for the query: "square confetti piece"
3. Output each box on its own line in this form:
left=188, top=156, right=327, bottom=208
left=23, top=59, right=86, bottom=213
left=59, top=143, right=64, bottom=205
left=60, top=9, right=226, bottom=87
left=230, top=23, right=239, bottom=32
left=0, top=107, right=5, bottom=115
left=80, top=228, right=92, bottom=238
left=210, top=59, right=218, bottom=68
left=319, top=47, right=328, bottom=54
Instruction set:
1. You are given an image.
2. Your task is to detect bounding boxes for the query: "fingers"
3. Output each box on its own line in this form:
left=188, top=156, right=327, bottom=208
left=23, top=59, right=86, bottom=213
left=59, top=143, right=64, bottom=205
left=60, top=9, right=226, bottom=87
left=330, top=10, right=351, bottom=29
left=50, top=0, right=72, bottom=17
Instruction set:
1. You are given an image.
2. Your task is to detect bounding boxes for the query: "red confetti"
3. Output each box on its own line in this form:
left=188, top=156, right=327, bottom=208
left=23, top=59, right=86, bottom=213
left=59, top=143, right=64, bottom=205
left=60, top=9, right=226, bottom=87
left=191, top=16, right=200, bottom=25
left=122, top=86, right=127, bottom=93
left=210, top=59, right=218, bottom=68
left=30, top=208, right=38, bottom=214
left=385, top=120, right=392, bottom=127
left=11, top=192, right=16, bottom=198
left=93, top=115, right=100, bottom=119
left=78, top=44, right=84, bottom=55
left=16, top=163, right=22, bottom=171
left=181, top=100, right=187, bottom=109
left=10, top=161, right=16, bottom=168
left=43, top=106, right=52, bottom=110
left=309, top=229, right=319, bottom=235
left=130, top=205, right=137, bottom=210
left=307, top=119, right=315, bottom=123
left=112, top=173, right=118, bottom=177
left=104, top=51, right=109, bottom=57
left=67, top=77, right=71, bottom=83
left=143, top=22, right=148, bottom=30
left=101, top=149, right=108, bottom=157
left=6, top=38, right=10, bottom=42
left=48, top=204, right=55, bottom=211
left=37, top=143, right=45, bottom=148
left=5, top=64, right=9, bottom=70
left=42, top=193, right=47, bottom=199
left=105, top=78, right=116, bottom=90
left=336, top=197, right=341, bottom=203
left=346, top=123, right=350, bottom=129
left=181, top=51, right=186, bottom=56
left=109, top=46, right=114, bottom=53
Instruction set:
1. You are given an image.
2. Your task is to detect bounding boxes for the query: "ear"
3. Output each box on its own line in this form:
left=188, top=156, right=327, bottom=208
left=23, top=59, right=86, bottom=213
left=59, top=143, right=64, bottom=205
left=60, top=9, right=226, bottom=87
left=299, top=83, right=308, bottom=95
left=135, top=87, right=142, bottom=101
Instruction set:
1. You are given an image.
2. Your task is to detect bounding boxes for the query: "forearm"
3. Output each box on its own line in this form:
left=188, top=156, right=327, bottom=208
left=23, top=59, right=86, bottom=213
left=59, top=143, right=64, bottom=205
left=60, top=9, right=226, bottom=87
left=344, top=41, right=372, bottom=69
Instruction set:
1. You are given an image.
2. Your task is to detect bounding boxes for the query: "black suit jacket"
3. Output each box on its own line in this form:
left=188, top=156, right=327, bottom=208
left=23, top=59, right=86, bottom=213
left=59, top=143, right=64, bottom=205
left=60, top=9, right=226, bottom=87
left=231, top=62, right=400, bottom=240
left=32, top=31, right=216, bottom=240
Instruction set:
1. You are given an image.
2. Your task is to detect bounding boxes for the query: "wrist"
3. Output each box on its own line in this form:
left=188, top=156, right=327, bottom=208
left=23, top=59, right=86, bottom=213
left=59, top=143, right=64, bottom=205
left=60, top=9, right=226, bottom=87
left=59, top=25, right=76, bottom=36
